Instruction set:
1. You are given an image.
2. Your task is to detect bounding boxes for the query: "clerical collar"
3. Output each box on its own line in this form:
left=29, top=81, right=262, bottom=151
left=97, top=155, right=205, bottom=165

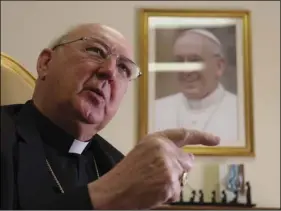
left=69, top=139, right=90, bottom=154
left=29, top=101, right=91, bottom=154
left=183, top=84, right=225, bottom=110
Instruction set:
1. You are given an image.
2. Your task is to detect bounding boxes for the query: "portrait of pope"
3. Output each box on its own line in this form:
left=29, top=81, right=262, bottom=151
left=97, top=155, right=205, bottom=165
left=153, top=27, right=239, bottom=146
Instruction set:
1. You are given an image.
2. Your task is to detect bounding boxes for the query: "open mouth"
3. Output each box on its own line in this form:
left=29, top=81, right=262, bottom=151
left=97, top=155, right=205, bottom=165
left=87, top=88, right=105, bottom=100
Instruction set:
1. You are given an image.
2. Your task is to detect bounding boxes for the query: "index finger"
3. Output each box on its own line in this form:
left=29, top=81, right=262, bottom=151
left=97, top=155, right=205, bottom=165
left=160, top=128, right=220, bottom=148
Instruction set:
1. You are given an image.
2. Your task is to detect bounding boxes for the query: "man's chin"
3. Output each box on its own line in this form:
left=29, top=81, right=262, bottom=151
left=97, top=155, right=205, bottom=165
left=79, top=109, right=105, bottom=125
left=74, top=100, right=105, bottom=125
left=183, top=89, right=204, bottom=100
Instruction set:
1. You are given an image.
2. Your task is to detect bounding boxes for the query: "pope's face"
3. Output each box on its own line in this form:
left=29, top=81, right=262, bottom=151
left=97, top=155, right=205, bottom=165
left=173, top=32, right=225, bottom=99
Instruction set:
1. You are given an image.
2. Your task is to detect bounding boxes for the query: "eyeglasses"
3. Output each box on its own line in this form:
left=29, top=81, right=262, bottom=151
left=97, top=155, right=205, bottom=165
left=52, top=37, right=142, bottom=81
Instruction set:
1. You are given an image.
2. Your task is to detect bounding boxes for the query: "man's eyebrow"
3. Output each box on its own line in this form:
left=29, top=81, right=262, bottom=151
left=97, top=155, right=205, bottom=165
left=118, top=55, right=133, bottom=63
left=85, top=35, right=134, bottom=62
left=81, top=37, right=110, bottom=51
left=89, top=34, right=111, bottom=44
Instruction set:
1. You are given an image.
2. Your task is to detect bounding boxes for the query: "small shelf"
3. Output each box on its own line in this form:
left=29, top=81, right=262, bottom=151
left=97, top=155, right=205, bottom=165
left=154, top=205, right=280, bottom=210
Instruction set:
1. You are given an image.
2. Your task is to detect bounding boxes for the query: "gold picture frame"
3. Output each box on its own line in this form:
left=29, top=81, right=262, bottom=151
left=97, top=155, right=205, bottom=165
left=138, top=9, right=254, bottom=156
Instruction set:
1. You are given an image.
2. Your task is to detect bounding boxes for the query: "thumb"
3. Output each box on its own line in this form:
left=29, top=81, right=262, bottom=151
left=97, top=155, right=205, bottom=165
left=160, top=128, right=220, bottom=148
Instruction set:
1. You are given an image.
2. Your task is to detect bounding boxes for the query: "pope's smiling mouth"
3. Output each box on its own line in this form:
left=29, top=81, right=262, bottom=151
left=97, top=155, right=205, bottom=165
left=183, top=73, right=200, bottom=83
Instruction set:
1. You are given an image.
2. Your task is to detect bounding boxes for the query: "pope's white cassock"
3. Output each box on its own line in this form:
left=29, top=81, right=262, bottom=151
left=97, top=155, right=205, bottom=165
left=154, top=84, right=238, bottom=145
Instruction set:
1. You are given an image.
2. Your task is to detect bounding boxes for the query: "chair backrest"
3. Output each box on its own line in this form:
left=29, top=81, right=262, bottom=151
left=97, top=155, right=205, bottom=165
left=1, top=52, right=36, bottom=105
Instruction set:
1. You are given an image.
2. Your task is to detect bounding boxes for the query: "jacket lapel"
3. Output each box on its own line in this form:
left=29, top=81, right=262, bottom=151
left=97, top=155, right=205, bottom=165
left=93, top=135, right=124, bottom=176
left=14, top=102, right=125, bottom=208
left=1, top=108, right=17, bottom=209
left=15, top=103, right=56, bottom=209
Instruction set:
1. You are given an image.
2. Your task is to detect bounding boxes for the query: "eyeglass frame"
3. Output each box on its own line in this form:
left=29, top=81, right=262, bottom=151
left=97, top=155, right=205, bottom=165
left=51, top=36, right=142, bottom=81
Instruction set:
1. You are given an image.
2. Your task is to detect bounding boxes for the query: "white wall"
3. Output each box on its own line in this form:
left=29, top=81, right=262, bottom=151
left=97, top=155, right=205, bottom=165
left=1, top=1, right=280, bottom=208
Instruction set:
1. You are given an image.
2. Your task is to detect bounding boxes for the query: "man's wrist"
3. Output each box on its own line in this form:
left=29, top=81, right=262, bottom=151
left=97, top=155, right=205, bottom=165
left=87, top=181, right=113, bottom=210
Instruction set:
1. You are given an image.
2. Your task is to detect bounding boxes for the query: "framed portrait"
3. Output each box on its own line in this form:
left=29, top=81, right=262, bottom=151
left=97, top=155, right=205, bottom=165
left=138, top=9, right=255, bottom=156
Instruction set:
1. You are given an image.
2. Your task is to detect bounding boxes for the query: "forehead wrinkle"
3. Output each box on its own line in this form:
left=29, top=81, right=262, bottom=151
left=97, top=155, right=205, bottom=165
left=63, top=24, right=122, bottom=45
left=59, top=23, right=133, bottom=60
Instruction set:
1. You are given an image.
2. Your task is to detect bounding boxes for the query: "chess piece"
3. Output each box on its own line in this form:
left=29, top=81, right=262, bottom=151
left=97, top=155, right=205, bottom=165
left=189, top=190, right=196, bottom=203
left=221, top=190, right=227, bottom=204
left=246, top=181, right=252, bottom=205
left=179, top=189, right=184, bottom=202
left=230, top=190, right=238, bottom=204
left=211, top=190, right=216, bottom=203
left=199, top=190, right=204, bottom=203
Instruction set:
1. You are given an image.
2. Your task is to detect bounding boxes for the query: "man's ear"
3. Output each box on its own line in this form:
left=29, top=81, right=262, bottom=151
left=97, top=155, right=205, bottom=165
left=36, top=48, right=53, bottom=80
left=216, top=57, right=226, bottom=78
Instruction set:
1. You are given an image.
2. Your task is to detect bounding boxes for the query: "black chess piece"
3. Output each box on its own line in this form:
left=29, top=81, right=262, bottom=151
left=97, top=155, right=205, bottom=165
left=211, top=190, right=216, bottom=203
left=245, top=181, right=252, bottom=205
left=189, top=190, right=196, bottom=203
left=221, top=190, right=227, bottom=204
left=198, top=190, right=204, bottom=203
left=179, top=189, right=184, bottom=202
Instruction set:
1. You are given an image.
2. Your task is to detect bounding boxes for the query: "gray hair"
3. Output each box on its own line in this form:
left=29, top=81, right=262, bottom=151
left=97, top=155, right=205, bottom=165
left=47, top=23, right=124, bottom=49
left=47, top=25, right=78, bottom=49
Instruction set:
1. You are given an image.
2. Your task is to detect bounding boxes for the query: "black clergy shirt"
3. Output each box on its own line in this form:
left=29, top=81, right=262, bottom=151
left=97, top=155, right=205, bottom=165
left=29, top=102, right=100, bottom=192
left=1, top=101, right=125, bottom=210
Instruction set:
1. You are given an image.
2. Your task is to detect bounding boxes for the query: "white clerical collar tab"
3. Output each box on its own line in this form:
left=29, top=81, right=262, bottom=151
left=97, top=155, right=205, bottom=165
left=68, top=139, right=90, bottom=154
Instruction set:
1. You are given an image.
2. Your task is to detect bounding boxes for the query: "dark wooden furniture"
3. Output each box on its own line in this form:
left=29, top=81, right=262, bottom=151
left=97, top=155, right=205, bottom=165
left=154, top=205, right=280, bottom=210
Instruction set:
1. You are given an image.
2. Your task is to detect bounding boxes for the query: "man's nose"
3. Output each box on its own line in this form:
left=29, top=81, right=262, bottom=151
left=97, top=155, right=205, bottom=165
left=95, top=57, right=117, bottom=81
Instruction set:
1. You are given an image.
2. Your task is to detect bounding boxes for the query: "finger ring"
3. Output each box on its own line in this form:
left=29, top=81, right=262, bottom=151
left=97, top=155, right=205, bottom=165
left=180, top=171, right=189, bottom=186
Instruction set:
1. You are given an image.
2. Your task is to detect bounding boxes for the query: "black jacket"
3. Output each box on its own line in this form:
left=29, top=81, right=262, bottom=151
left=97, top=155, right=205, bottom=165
left=0, top=102, right=124, bottom=210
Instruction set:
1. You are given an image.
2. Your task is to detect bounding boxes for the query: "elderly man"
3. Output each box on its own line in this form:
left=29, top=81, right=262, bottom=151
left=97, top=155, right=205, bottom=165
left=155, top=29, right=237, bottom=145
left=0, top=23, right=219, bottom=210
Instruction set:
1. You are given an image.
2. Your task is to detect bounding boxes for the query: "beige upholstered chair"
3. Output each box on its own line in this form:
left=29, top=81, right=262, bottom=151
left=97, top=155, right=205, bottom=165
left=1, top=52, right=36, bottom=105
